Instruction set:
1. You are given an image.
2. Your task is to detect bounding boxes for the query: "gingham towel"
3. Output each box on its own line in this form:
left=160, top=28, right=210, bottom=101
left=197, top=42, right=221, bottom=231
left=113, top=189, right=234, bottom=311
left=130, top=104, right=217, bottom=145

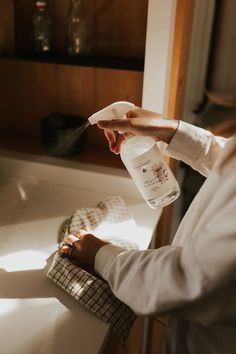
left=47, top=196, right=138, bottom=344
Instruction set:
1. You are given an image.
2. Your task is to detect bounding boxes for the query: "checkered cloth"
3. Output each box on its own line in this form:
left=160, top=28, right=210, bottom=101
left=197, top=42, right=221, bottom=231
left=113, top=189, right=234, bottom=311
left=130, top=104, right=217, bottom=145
left=47, top=196, right=138, bottom=344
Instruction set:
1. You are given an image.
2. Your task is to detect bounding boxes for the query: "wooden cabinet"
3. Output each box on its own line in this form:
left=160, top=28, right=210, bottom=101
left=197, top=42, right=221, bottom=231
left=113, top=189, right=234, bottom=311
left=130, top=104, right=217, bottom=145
left=0, top=0, right=148, bottom=168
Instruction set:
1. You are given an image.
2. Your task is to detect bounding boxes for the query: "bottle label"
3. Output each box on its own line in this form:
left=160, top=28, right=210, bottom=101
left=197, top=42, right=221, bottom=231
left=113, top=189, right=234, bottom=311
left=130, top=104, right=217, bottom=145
left=126, top=144, right=172, bottom=200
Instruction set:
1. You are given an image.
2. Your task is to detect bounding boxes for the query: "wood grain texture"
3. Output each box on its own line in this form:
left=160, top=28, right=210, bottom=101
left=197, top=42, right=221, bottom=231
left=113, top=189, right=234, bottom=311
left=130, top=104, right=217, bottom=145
left=0, top=0, right=14, bottom=53
left=1, top=0, right=146, bottom=168
left=14, top=0, right=148, bottom=57
left=0, top=58, right=143, bottom=146
left=167, top=0, right=195, bottom=120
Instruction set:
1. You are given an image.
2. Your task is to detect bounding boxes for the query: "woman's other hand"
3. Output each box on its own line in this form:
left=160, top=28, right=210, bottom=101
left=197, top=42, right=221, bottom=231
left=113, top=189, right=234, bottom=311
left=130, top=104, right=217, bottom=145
left=59, top=230, right=108, bottom=274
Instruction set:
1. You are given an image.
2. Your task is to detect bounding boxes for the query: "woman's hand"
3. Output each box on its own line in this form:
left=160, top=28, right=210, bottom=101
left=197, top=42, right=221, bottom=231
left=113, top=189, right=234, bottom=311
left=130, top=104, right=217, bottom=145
left=97, top=107, right=179, bottom=154
left=59, top=230, right=108, bottom=274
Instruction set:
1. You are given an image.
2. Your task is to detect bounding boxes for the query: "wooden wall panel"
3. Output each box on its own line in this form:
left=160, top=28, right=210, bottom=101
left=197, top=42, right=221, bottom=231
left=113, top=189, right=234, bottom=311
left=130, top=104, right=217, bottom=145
left=167, top=0, right=195, bottom=119
left=14, top=0, right=34, bottom=52
left=14, top=0, right=148, bottom=57
left=0, top=59, right=143, bottom=145
left=90, top=0, right=148, bottom=57
left=0, top=0, right=15, bottom=53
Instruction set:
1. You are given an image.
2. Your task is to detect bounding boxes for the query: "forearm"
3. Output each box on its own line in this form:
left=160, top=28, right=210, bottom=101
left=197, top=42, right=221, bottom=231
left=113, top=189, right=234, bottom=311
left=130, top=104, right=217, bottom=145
left=94, top=243, right=206, bottom=316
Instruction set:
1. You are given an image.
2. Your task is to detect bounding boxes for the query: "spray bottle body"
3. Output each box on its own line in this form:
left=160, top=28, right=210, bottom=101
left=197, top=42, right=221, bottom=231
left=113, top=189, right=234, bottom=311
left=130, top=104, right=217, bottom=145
left=89, top=101, right=180, bottom=208
left=120, top=135, right=180, bottom=208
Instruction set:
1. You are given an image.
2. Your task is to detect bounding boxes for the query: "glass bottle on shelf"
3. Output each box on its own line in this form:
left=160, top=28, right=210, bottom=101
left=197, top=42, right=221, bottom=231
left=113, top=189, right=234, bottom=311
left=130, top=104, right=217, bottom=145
left=33, top=0, right=52, bottom=53
left=68, top=0, right=87, bottom=55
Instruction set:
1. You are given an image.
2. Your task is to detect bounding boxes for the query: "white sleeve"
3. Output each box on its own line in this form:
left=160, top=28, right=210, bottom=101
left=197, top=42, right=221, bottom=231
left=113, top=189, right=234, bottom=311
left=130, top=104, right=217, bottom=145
left=165, top=120, right=227, bottom=177
left=94, top=243, right=207, bottom=317
left=94, top=183, right=236, bottom=320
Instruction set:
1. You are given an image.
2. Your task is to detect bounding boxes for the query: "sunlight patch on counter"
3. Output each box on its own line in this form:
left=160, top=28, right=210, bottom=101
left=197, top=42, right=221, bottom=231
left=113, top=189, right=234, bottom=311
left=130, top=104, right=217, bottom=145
left=0, top=299, right=19, bottom=316
left=0, top=250, right=48, bottom=272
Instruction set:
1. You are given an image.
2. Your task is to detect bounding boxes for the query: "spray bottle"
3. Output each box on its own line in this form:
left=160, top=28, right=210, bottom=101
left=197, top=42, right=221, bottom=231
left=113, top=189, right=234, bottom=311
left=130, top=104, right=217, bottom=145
left=88, top=101, right=180, bottom=208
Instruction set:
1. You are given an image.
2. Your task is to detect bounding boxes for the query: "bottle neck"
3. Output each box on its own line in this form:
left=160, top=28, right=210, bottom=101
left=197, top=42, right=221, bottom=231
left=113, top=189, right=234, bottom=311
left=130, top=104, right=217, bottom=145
left=35, top=1, right=48, bottom=11
left=120, top=136, right=156, bottom=159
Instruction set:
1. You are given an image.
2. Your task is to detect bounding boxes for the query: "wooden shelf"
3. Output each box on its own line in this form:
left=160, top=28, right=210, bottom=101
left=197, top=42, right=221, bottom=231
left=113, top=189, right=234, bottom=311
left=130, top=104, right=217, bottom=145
left=0, top=52, right=144, bottom=71
left=0, top=1, right=146, bottom=171
left=0, top=133, right=124, bottom=170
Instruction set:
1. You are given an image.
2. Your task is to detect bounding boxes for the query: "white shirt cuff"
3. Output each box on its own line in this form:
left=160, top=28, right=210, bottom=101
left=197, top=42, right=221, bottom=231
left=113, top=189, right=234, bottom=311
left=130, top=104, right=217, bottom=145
left=165, top=120, right=210, bottom=164
left=95, top=244, right=126, bottom=279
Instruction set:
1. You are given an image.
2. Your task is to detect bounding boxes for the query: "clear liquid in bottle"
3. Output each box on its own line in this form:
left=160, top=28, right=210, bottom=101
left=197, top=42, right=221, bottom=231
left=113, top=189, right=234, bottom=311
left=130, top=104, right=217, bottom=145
left=120, top=136, right=180, bottom=208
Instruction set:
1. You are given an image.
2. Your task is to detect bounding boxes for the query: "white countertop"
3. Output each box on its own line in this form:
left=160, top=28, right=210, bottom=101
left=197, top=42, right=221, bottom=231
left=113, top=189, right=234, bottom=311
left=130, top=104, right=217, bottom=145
left=0, top=151, right=161, bottom=354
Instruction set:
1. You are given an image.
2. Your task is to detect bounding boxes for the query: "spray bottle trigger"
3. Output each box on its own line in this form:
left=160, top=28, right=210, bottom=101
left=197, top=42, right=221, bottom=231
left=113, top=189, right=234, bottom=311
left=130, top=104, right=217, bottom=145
left=88, top=101, right=134, bottom=125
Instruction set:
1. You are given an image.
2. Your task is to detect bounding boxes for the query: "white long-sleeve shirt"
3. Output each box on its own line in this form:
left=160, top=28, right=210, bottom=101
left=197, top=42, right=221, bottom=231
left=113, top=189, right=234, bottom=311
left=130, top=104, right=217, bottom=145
left=95, top=121, right=236, bottom=354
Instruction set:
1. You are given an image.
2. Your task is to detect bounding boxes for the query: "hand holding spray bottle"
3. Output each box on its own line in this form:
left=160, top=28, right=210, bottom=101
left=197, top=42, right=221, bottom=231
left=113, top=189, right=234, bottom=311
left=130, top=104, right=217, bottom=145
left=88, top=101, right=180, bottom=208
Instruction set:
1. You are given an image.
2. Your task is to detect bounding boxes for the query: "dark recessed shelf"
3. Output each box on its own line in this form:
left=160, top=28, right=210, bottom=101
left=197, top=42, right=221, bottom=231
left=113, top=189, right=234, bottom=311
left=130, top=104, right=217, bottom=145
left=0, top=51, right=144, bottom=71
left=0, top=132, right=125, bottom=169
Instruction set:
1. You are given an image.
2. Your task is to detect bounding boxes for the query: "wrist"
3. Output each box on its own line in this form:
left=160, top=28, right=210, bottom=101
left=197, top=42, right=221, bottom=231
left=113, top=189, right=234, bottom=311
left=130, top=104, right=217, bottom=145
left=151, top=119, right=179, bottom=144
left=164, top=119, right=179, bottom=144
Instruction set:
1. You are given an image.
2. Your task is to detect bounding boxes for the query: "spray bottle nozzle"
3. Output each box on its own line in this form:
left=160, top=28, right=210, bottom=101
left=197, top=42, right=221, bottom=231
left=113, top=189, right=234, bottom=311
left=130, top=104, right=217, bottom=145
left=88, top=101, right=135, bottom=125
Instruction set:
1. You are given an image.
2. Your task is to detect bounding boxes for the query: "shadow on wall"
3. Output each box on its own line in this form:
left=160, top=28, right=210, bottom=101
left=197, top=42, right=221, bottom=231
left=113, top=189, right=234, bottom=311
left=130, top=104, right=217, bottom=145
left=181, top=93, right=236, bottom=217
